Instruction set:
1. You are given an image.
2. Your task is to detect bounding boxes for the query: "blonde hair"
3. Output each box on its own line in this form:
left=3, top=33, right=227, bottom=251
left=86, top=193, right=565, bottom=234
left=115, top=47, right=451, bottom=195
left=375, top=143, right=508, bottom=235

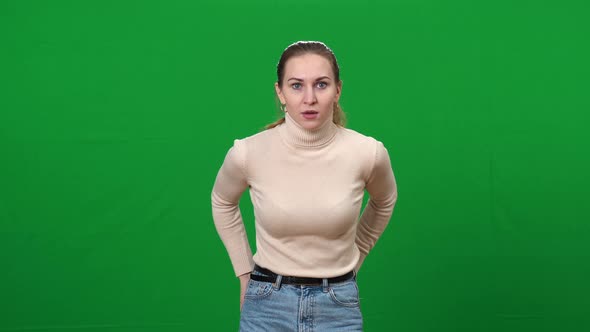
left=265, top=41, right=346, bottom=130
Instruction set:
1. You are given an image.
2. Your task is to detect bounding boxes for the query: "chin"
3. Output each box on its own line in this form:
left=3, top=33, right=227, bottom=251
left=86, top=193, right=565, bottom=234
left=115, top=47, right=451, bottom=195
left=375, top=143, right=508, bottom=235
left=302, top=124, right=320, bottom=130
left=302, top=121, right=326, bottom=131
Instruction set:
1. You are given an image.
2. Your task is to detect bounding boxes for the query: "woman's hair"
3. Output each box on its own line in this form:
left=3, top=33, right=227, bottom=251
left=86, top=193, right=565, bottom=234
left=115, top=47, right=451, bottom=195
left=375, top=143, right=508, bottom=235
left=265, top=41, right=346, bottom=130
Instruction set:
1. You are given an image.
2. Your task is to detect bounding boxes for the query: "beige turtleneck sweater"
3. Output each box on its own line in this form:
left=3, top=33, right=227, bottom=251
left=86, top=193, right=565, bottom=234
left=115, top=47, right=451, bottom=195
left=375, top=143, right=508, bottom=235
left=211, top=112, right=398, bottom=278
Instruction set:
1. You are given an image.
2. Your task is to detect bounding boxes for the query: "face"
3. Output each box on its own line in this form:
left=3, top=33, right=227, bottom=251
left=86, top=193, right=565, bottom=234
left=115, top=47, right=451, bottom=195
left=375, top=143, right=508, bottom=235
left=275, top=53, right=342, bottom=130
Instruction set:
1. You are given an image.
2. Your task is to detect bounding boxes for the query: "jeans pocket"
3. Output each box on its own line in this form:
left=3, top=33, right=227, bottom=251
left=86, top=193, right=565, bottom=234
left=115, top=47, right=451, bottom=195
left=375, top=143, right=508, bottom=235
left=244, top=279, right=274, bottom=300
left=328, top=280, right=360, bottom=307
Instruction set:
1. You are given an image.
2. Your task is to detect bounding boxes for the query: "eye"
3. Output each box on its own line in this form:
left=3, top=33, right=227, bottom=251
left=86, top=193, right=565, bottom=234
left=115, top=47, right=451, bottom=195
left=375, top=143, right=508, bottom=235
left=316, top=81, right=328, bottom=88
left=291, top=83, right=302, bottom=89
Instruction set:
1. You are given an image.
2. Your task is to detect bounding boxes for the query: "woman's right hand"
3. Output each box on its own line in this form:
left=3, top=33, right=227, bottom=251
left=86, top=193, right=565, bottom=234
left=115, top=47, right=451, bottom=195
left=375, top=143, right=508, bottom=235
left=238, top=272, right=251, bottom=311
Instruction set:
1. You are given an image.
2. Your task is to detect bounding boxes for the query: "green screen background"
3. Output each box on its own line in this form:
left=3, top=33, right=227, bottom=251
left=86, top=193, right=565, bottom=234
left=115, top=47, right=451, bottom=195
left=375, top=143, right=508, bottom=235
left=1, top=1, right=589, bottom=331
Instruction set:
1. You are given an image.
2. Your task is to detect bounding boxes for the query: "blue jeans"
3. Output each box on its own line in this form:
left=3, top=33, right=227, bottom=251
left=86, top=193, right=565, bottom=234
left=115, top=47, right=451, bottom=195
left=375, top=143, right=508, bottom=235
left=239, top=268, right=363, bottom=331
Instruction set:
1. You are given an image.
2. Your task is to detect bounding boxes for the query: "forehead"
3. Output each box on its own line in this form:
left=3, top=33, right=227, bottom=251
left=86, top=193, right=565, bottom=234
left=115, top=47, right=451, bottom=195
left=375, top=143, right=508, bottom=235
left=283, top=53, right=334, bottom=80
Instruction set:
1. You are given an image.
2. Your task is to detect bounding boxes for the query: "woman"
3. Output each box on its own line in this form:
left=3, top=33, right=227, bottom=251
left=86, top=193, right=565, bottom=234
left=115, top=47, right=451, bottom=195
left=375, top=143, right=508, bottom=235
left=211, top=40, right=398, bottom=331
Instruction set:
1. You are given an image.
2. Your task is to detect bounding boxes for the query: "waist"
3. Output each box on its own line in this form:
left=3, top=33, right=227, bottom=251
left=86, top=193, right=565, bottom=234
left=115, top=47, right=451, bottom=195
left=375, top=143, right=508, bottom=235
left=250, top=264, right=355, bottom=286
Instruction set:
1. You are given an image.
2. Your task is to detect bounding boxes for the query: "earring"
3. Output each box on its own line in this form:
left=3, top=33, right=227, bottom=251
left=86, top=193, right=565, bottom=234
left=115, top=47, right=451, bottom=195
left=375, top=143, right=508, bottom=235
left=282, top=104, right=287, bottom=113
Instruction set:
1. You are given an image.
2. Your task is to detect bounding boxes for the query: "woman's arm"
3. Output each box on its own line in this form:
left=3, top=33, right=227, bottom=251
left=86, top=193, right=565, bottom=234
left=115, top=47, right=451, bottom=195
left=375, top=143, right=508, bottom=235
left=238, top=272, right=251, bottom=310
left=355, top=140, right=398, bottom=272
left=211, top=139, right=255, bottom=277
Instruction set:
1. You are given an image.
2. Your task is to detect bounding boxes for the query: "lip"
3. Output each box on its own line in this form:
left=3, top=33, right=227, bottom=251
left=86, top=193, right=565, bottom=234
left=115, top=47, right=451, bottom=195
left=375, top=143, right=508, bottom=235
left=301, top=111, right=319, bottom=120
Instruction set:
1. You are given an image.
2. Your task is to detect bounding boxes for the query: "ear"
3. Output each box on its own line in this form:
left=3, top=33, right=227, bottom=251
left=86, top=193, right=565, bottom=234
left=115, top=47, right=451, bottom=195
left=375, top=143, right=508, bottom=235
left=275, top=82, right=286, bottom=105
left=334, top=80, right=343, bottom=102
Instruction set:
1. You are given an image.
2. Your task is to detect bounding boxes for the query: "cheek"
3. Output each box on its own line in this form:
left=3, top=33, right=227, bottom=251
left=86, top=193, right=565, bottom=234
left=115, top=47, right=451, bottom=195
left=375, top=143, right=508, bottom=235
left=323, top=90, right=337, bottom=101
left=321, top=94, right=336, bottom=107
left=288, top=99, right=305, bottom=108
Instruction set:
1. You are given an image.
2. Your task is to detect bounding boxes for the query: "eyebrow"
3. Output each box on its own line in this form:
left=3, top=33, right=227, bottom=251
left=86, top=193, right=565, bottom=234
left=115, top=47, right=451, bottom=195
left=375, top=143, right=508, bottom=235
left=287, top=76, right=332, bottom=82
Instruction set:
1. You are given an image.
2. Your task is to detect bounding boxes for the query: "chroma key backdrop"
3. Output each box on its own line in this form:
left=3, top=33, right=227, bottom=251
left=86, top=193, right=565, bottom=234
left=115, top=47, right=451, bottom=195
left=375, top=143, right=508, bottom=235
left=1, top=1, right=589, bottom=331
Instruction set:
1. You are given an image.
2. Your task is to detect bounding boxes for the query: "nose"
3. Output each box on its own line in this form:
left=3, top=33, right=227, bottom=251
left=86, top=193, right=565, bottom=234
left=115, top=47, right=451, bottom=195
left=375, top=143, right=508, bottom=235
left=303, top=85, right=317, bottom=105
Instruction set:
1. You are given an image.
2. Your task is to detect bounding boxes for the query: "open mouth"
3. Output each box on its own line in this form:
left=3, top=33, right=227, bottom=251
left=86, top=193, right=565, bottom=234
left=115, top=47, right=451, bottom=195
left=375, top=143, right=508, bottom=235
left=301, top=111, right=319, bottom=119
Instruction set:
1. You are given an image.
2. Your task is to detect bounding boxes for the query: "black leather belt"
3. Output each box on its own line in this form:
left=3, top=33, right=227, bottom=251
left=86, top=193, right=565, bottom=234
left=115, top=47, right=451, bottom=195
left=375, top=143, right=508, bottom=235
left=250, top=265, right=354, bottom=285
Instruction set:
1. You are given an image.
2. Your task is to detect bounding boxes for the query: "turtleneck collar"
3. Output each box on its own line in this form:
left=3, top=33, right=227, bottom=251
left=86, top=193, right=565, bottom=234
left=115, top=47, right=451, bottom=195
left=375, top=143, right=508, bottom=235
left=278, top=111, right=338, bottom=149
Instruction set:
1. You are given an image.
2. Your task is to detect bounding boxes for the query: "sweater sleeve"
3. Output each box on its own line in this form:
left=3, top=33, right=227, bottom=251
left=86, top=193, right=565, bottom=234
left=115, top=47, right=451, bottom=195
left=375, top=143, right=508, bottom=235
left=355, top=140, right=398, bottom=271
left=211, top=139, right=255, bottom=277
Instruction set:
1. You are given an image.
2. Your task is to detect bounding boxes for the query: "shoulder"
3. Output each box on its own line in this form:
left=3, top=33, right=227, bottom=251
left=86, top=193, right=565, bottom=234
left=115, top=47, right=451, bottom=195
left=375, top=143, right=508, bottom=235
left=228, top=126, right=280, bottom=163
left=337, top=127, right=384, bottom=153
left=337, top=127, right=391, bottom=179
left=236, top=125, right=278, bottom=144
left=339, top=127, right=374, bottom=141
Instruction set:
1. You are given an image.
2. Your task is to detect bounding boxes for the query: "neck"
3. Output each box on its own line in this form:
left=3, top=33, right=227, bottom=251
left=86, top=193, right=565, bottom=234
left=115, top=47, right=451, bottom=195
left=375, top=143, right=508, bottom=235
left=279, top=112, right=338, bottom=148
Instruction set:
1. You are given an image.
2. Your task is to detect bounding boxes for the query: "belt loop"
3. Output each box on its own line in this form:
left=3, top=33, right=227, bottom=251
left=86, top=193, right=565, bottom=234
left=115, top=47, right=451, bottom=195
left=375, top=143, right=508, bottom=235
left=322, top=278, right=329, bottom=293
left=273, top=275, right=283, bottom=290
